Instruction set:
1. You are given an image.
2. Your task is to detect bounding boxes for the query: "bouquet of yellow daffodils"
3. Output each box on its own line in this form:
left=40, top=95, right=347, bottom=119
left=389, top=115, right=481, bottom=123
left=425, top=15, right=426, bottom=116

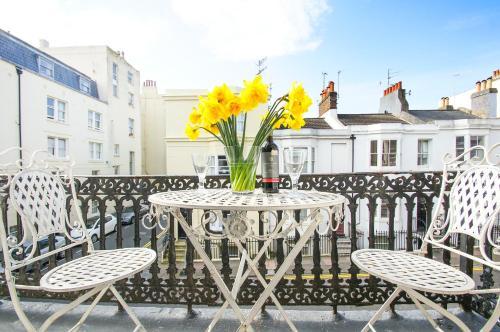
left=185, top=75, right=312, bottom=192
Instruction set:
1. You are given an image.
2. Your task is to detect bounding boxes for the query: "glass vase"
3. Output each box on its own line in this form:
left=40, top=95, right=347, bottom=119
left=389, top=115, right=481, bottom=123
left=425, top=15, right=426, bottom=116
left=224, top=145, right=260, bottom=194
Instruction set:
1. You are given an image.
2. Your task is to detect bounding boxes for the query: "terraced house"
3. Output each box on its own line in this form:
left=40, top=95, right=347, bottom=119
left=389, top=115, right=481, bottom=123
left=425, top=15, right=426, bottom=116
left=0, top=29, right=141, bottom=176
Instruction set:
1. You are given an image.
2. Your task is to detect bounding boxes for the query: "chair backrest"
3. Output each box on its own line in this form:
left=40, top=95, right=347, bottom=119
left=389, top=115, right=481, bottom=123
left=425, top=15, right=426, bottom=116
left=0, top=149, right=92, bottom=271
left=423, top=144, right=500, bottom=270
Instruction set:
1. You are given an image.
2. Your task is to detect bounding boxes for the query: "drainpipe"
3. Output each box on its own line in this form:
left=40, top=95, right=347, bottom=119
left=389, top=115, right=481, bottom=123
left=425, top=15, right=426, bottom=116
left=349, top=134, right=356, bottom=172
left=16, top=66, right=23, bottom=161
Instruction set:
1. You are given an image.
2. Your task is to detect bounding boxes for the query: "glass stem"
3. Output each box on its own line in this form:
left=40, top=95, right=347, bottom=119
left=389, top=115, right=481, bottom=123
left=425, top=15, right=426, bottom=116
left=198, top=175, right=206, bottom=189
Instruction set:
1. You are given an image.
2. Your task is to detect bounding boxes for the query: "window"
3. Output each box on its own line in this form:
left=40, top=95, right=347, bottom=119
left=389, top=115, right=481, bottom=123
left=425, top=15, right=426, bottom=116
left=38, top=57, right=54, bottom=78
left=128, top=118, right=135, bottom=136
left=128, top=92, right=134, bottom=107
left=470, top=135, right=485, bottom=159
left=89, top=142, right=103, bottom=160
left=380, top=198, right=389, bottom=219
left=47, top=137, right=67, bottom=158
left=236, top=113, right=245, bottom=134
left=417, top=139, right=430, bottom=166
left=112, top=63, right=118, bottom=97
left=113, top=165, right=120, bottom=175
left=218, top=155, right=229, bottom=175
left=129, top=151, right=135, bottom=175
left=91, top=200, right=98, bottom=214
left=381, top=140, right=397, bottom=166
left=57, top=101, right=66, bottom=122
left=370, top=140, right=378, bottom=166
left=456, top=136, right=465, bottom=161
left=47, top=97, right=55, bottom=119
left=47, top=97, right=66, bottom=122
left=91, top=170, right=100, bottom=175
left=88, top=110, right=102, bottom=130
left=127, top=71, right=133, bottom=85
left=113, top=144, right=120, bottom=157
left=80, top=77, right=91, bottom=94
left=207, top=155, right=229, bottom=175
left=311, top=147, right=316, bottom=173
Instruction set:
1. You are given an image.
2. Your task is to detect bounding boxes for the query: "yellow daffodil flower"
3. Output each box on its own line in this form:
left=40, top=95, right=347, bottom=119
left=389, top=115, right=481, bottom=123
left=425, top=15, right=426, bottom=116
left=240, top=75, right=269, bottom=111
left=185, top=123, right=200, bottom=140
left=285, top=82, right=312, bottom=117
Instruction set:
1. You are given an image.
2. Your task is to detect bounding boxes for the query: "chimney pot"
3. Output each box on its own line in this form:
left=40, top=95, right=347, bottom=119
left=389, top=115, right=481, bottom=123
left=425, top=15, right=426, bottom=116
left=328, top=81, right=334, bottom=92
left=475, top=81, right=481, bottom=92
left=486, top=77, right=493, bottom=89
left=481, top=80, right=487, bottom=90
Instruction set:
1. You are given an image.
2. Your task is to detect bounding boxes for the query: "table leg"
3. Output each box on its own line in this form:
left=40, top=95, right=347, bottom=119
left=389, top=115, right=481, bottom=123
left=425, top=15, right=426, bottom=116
left=233, top=239, right=298, bottom=332
left=207, top=249, right=248, bottom=331
left=210, top=210, right=293, bottom=326
left=240, top=216, right=320, bottom=330
left=171, top=209, right=247, bottom=327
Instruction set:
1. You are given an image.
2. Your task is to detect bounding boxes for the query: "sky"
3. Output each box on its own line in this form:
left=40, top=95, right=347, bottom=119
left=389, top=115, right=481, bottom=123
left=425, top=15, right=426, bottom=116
left=1, top=0, right=499, bottom=116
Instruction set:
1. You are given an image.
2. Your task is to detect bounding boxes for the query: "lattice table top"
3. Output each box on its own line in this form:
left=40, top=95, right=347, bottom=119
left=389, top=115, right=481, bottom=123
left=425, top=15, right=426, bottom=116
left=40, top=248, right=156, bottom=292
left=352, top=249, right=475, bottom=294
left=148, top=189, right=346, bottom=211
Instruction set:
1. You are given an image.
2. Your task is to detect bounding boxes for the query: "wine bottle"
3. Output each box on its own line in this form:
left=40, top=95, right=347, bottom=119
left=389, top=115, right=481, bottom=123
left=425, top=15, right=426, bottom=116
left=261, top=135, right=279, bottom=193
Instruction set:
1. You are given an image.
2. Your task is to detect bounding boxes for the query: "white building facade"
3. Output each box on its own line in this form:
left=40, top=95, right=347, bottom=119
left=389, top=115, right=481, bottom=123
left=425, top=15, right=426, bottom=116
left=274, top=80, right=500, bottom=245
left=0, top=30, right=141, bottom=175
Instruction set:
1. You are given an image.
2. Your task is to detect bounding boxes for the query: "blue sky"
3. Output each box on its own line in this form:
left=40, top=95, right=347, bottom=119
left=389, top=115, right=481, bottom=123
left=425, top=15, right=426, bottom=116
left=1, top=0, right=499, bottom=116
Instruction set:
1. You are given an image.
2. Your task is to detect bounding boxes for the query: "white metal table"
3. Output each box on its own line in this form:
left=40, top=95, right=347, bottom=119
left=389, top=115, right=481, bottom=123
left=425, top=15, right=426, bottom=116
left=146, top=189, right=346, bottom=332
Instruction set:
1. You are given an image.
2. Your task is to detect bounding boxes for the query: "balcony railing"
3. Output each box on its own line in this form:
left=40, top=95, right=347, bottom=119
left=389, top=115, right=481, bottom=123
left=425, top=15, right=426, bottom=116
left=0, top=172, right=496, bottom=320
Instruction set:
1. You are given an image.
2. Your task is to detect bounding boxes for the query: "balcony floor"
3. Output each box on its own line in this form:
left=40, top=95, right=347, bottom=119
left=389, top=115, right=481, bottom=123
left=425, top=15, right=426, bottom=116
left=0, top=299, right=497, bottom=331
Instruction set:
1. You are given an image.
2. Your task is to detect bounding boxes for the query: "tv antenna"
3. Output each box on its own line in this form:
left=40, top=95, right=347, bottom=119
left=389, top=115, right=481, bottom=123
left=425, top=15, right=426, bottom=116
left=386, top=68, right=399, bottom=86
left=337, top=70, right=342, bottom=101
left=321, top=72, right=328, bottom=89
left=256, top=57, right=267, bottom=75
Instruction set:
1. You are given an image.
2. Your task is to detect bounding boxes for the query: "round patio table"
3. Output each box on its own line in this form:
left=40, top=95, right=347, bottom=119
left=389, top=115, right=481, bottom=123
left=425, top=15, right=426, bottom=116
left=147, top=189, right=346, bottom=332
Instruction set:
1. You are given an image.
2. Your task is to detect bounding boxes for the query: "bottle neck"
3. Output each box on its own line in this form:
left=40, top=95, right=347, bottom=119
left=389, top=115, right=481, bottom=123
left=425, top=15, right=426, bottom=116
left=267, top=135, right=273, bottom=143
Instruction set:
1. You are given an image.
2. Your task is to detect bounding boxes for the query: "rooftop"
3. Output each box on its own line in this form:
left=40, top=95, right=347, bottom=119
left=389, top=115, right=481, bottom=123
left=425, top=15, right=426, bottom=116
left=302, top=117, right=332, bottom=129
left=408, top=109, right=480, bottom=122
left=0, top=29, right=99, bottom=99
left=337, top=113, right=408, bottom=126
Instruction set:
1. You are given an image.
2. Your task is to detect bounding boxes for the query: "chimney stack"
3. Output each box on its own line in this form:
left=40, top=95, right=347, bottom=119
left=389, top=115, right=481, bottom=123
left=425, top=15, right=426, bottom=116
left=379, top=81, right=409, bottom=114
left=439, top=97, right=452, bottom=110
left=144, top=80, right=156, bottom=87
left=318, top=80, right=337, bottom=117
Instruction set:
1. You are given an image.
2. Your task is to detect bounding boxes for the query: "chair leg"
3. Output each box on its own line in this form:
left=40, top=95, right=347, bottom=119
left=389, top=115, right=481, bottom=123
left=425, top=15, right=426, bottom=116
left=407, top=290, right=444, bottom=332
left=361, top=287, right=403, bottom=332
left=39, top=286, right=106, bottom=332
left=68, top=285, right=110, bottom=332
left=109, top=285, right=145, bottom=331
left=480, top=296, right=500, bottom=332
left=6, top=276, right=36, bottom=332
left=405, top=289, right=471, bottom=332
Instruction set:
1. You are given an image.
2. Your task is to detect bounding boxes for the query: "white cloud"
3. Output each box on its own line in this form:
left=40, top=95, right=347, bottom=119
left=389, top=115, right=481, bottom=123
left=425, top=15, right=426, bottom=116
left=170, top=0, right=330, bottom=61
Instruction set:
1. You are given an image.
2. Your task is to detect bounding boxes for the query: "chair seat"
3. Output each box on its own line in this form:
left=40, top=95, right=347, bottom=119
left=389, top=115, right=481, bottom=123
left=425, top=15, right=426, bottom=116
left=40, top=248, right=156, bottom=292
left=351, top=249, right=476, bottom=295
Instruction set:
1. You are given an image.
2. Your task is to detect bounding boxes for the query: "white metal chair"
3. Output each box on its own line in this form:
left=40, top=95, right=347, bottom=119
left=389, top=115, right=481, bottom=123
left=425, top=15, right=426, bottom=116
left=0, top=148, right=157, bottom=332
left=352, top=144, right=500, bottom=332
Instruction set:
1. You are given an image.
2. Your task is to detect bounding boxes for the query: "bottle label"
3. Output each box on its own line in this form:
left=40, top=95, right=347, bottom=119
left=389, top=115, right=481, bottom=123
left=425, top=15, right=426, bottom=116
left=262, top=151, right=279, bottom=182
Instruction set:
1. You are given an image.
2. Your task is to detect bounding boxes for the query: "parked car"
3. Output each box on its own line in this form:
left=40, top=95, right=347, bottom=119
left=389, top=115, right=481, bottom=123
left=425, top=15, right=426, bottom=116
left=120, top=204, right=149, bottom=225
left=70, top=214, right=117, bottom=243
left=1, top=235, right=67, bottom=272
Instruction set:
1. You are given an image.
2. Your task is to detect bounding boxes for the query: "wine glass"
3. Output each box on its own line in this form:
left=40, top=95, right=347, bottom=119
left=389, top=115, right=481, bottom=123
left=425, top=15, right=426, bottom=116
left=284, top=148, right=306, bottom=195
left=192, top=153, right=210, bottom=190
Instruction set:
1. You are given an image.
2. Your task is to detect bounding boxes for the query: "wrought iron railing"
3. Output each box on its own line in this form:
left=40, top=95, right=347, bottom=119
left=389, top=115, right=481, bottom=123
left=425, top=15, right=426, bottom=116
left=0, top=172, right=496, bottom=319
